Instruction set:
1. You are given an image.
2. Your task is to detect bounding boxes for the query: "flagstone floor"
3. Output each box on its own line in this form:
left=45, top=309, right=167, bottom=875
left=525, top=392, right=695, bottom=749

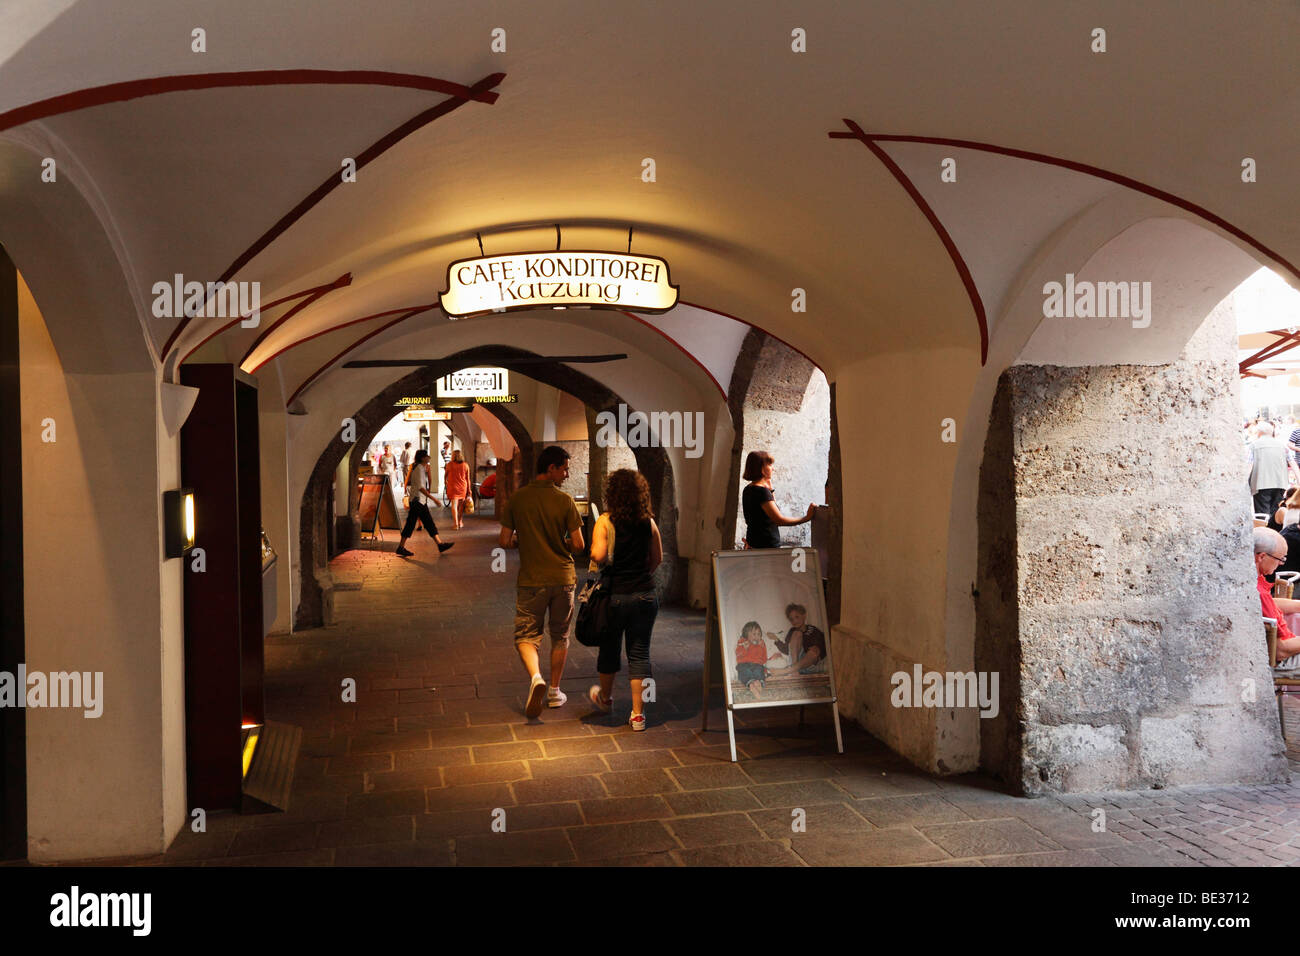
left=150, top=515, right=1300, bottom=866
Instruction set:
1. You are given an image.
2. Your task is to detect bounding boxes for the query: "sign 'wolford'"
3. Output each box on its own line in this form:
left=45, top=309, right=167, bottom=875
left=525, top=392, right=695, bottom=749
left=439, top=251, right=679, bottom=317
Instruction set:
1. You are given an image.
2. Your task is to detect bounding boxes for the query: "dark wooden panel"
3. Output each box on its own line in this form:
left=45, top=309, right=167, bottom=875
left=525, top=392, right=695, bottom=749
left=235, top=380, right=264, bottom=728
left=179, top=364, right=244, bottom=811
left=0, top=245, right=25, bottom=859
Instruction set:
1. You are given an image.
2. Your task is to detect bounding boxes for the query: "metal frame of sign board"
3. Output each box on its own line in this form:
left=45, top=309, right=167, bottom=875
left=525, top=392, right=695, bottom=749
left=356, top=475, right=388, bottom=548
left=705, top=547, right=844, bottom=762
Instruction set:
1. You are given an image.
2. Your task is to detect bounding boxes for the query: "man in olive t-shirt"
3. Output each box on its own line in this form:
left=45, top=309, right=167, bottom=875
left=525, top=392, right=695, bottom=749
left=499, top=446, right=585, bottom=718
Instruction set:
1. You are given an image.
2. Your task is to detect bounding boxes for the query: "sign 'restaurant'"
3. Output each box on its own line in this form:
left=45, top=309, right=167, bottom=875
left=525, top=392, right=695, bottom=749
left=439, top=251, right=679, bottom=318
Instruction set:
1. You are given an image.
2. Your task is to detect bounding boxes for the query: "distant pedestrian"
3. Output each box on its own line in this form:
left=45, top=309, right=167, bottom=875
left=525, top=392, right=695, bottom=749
left=398, top=441, right=412, bottom=491
left=440, top=441, right=453, bottom=507
left=378, top=445, right=397, bottom=487
left=586, top=469, right=662, bottom=731
left=740, top=450, right=814, bottom=549
left=445, top=448, right=471, bottom=530
left=1250, top=422, right=1289, bottom=518
left=396, top=450, right=454, bottom=558
left=499, top=446, right=584, bottom=717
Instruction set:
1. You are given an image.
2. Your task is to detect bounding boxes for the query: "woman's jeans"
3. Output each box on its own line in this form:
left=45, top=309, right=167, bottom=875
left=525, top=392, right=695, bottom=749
left=597, top=591, right=658, bottom=680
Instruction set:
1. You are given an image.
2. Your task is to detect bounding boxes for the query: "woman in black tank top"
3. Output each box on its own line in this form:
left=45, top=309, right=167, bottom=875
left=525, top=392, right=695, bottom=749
left=740, top=450, right=815, bottom=548
left=587, top=469, right=662, bottom=731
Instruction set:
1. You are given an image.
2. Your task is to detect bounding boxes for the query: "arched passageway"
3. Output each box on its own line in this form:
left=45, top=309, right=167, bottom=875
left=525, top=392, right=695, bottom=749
left=297, top=345, right=685, bottom=629
left=5, top=0, right=1300, bottom=868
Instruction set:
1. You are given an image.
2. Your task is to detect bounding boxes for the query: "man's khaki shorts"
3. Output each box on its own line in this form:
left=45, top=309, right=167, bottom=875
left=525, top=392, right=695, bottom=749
left=514, top=584, right=576, bottom=648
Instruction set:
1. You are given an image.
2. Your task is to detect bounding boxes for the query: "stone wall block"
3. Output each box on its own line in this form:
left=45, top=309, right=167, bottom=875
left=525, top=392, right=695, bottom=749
left=982, top=337, right=1289, bottom=793
left=1020, top=617, right=1169, bottom=721
left=1022, top=722, right=1130, bottom=792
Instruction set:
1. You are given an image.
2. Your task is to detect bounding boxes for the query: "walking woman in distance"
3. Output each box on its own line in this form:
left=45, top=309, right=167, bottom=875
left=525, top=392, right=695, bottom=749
left=587, top=469, right=662, bottom=730
left=445, top=447, right=471, bottom=530
left=741, top=450, right=814, bottom=548
left=396, top=449, right=455, bottom=558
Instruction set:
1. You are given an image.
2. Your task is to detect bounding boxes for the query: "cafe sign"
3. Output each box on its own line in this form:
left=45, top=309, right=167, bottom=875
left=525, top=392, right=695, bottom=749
left=439, top=251, right=679, bottom=318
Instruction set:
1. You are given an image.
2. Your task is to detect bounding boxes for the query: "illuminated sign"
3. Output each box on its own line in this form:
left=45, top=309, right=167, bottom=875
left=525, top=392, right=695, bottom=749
left=439, top=251, right=679, bottom=318
left=393, top=396, right=433, bottom=407
left=438, top=368, right=509, bottom=398
left=402, top=409, right=452, bottom=422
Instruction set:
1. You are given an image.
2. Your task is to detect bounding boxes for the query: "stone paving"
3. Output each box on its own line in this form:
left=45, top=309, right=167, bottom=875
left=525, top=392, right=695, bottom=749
left=152, top=516, right=1300, bottom=866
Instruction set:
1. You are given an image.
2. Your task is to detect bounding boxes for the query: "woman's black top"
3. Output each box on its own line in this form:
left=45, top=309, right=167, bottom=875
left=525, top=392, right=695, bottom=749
left=608, top=517, right=655, bottom=594
left=742, top=483, right=780, bottom=549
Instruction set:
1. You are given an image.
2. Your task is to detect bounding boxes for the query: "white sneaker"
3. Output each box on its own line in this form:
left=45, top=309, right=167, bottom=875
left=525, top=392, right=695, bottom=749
left=546, top=687, right=568, bottom=708
left=588, top=684, right=612, bottom=713
left=525, top=675, right=547, bottom=718
left=628, top=713, right=646, bottom=732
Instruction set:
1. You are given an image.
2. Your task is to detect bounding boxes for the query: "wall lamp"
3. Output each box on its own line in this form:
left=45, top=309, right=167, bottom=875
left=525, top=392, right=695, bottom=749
left=164, top=488, right=196, bottom=557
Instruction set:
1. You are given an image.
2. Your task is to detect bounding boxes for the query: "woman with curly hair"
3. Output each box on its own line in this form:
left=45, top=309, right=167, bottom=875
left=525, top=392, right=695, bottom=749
left=587, top=468, right=662, bottom=730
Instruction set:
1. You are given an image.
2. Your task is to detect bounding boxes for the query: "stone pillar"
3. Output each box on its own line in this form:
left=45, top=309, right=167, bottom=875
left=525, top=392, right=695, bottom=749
left=977, top=302, right=1289, bottom=793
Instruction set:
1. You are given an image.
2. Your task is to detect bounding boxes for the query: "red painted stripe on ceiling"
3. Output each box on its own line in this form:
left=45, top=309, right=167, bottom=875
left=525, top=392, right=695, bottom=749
left=833, top=123, right=1300, bottom=361
left=0, top=69, right=497, bottom=134
left=862, top=132, right=1300, bottom=286
left=238, top=272, right=352, bottom=364
left=158, top=70, right=506, bottom=359
left=249, top=301, right=439, bottom=373
left=678, top=300, right=823, bottom=375
left=831, top=120, right=988, bottom=365
left=286, top=307, right=433, bottom=406
left=619, top=310, right=726, bottom=399
left=176, top=275, right=352, bottom=365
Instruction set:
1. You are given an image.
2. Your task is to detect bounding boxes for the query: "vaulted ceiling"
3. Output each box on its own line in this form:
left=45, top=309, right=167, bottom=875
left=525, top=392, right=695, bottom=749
left=2, top=0, right=1296, bottom=395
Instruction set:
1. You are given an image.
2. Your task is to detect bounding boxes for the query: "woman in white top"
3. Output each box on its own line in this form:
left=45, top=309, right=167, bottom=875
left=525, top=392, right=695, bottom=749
left=1276, top=486, right=1300, bottom=529
left=378, top=445, right=397, bottom=485
left=396, top=450, right=454, bottom=558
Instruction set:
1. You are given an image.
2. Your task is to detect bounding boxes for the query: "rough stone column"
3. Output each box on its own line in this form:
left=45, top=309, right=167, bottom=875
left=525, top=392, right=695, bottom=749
left=977, top=301, right=1289, bottom=793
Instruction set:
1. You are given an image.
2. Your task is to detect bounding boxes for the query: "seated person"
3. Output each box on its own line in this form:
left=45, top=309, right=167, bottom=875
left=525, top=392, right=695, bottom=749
left=1254, top=527, right=1300, bottom=661
left=734, top=622, right=775, bottom=699
left=1275, top=486, right=1300, bottom=531
left=479, top=472, right=497, bottom=499
left=768, top=603, right=828, bottom=676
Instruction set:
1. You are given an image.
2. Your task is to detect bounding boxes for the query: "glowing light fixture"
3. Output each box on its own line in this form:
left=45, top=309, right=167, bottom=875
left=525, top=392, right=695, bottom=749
left=241, top=725, right=261, bottom=778
left=439, top=250, right=678, bottom=318
left=164, top=488, right=196, bottom=558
